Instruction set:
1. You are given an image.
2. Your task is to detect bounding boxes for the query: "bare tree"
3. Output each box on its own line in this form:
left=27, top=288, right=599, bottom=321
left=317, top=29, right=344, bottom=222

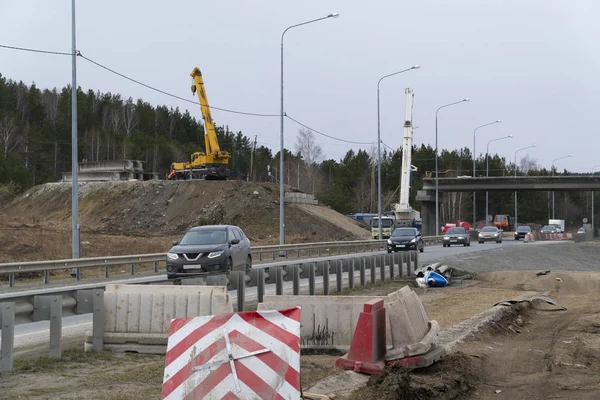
left=15, top=82, right=29, bottom=123
left=519, top=155, right=539, bottom=174
left=43, top=89, right=60, bottom=176
left=0, top=116, right=20, bottom=157
left=122, top=97, right=138, bottom=136
left=295, top=128, right=324, bottom=194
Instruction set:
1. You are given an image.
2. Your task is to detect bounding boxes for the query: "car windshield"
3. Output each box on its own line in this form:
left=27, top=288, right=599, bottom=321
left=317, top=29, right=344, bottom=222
left=542, top=225, right=554, bottom=230
left=517, top=226, right=531, bottom=232
left=371, top=219, right=394, bottom=228
left=392, top=228, right=416, bottom=237
left=447, top=228, right=466, bottom=234
left=481, top=227, right=497, bottom=232
left=179, top=229, right=227, bottom=245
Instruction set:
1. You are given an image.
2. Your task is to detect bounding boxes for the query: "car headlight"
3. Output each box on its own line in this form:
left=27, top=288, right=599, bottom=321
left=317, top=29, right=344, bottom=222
left=493, top=233, right=498, bottom=237
left=478, top=233, right=483, bottom=237
left=410, top=238, right=416, bottom=243
left=387, top=239, right=392, bottom=245
left=167, top=252, right=179, bottom=260
left=443, top=236, right=450, bottom=240
left=207, top=251, right=223, bottom=258
left=458, top=236, right=465, bottom=239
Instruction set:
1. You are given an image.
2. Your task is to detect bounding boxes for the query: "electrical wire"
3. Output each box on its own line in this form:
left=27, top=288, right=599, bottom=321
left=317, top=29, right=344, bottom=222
left=0, top=43, right=71, bottom=56
left=285, top=114, right=377, bottom=145
left=77, top=53, right=280, bottom=117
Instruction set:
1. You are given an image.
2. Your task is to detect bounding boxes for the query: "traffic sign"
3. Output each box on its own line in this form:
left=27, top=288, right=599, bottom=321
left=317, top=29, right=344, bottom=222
left=162, top=307, right=301, bottom=400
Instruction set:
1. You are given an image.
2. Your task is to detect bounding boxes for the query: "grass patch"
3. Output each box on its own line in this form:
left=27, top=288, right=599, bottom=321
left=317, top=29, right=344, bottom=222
left=13, top=348, right=117, bottom=373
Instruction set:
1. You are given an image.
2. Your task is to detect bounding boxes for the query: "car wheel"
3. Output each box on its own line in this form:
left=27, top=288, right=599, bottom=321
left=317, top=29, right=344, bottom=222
left=245, top=255, right=252, bottom=272
left=479, top=241, right=483, bottom=244
left=463, top=243, right=467, bottom=247
left=227, top=257, right=233, bottom=271
left=419, top=245, right=424, bottom=253
left=467, top=242, right=471, bottom=246
left=387, top=248, right=392, bottom=253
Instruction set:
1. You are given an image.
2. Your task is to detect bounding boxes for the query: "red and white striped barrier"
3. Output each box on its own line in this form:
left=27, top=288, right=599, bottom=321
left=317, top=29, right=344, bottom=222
left=524, top=232, right=573, bottom=243
left=162, top=307, right=301, bottom=400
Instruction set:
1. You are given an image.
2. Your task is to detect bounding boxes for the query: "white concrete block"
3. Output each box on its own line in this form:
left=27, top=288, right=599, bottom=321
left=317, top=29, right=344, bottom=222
left=258, top=295, right=393, bottom=350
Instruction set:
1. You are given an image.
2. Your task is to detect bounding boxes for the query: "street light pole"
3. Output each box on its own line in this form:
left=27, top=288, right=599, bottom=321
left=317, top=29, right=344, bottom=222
left=513, top=144, right=537, bottom=228
left=472, top=120, right=501, bottom=228
left=435, top=98, right=469, bottom=235
left=551, top=154, right=572, bottom=219
left=376, top=65, right=420, bottom=239
left=592, top=165, right=600, bottom=234
left=485, top=135, right=513, bottom=226
left=71, top=0, right=80, bottom=259
left=280, top=13, right=338, bottom=246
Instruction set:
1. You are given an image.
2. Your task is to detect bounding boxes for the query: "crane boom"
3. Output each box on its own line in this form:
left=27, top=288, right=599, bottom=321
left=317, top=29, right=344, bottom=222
left=190, top=67, right=226, bottom=159
left=393, top=88, right=422, bottom=229
left=167, top=68, right=230, bottom=180
left=399, top=88, right=414, bottom=210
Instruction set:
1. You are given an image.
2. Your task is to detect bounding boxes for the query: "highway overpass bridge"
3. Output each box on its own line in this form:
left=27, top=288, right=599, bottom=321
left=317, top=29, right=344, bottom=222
left=417, top=176, right=600, bottom=235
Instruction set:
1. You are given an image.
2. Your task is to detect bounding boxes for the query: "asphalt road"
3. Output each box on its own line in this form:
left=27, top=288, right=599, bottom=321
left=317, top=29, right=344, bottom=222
left=2, top=239, right=527, bottom=357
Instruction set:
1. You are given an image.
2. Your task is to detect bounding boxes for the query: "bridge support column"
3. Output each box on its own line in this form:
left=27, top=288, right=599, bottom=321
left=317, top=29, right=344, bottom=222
left=416, top=190, right=440, bottom=236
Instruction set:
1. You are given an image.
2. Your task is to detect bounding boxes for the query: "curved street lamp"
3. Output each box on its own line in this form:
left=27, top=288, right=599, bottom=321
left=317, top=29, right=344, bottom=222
left=279, top=13, right=339, bottom=246
left=472, top=120, right=501, bottom=227
left=485, top=135, right=513, bottom=225
left=434, top=98, right=470, bottom=235
left=551, top=154, right=572, bottom=219
left=513, top=144, right=537, bottom=228
left=376, top=65, right=420, bottom=239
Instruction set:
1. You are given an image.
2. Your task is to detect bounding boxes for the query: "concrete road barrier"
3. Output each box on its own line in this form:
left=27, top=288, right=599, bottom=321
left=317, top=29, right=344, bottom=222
left=385, top=287, right=439, bottom=361
left=84, top=284, right=232, bottom=353
left=258, top=295, right=397, bottom=350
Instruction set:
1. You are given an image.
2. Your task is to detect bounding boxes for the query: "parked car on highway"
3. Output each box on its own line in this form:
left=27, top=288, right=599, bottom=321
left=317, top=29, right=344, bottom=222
left=442, top=227, right=470, bottom=247
left=166, top=225, right=252, bottom=280
left=577, top=227, right=586, bottom=234
left=478, top=226, right=502, bottom=243
left=540, top=225, right=559, bottom=234
left=514, top=225, right=532, bottom=240
left=387, top=227, right=424, bottom=253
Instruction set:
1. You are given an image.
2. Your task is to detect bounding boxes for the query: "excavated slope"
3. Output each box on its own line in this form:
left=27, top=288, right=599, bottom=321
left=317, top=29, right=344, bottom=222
left=5, top=180, right=369, bottom=244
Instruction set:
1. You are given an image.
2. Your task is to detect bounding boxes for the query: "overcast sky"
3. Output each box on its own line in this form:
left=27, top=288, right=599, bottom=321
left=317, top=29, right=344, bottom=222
left=1, top=0, right=598, bottom=172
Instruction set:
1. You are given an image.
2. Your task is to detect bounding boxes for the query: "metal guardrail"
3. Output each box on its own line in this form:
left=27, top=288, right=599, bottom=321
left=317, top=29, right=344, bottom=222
left=0, top=237, right=441, bottom=287
left=0, top=250, right=419, bottom=371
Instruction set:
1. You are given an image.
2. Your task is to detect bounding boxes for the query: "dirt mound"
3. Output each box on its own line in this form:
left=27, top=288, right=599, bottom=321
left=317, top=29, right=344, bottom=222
left=353, top=353, right=483, bottom=400
left=1, top=180, right=368, bottom=247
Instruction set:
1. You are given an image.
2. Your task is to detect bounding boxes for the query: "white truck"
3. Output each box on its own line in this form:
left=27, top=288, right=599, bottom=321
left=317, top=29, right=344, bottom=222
left=549, top=219, right=565, bottom=233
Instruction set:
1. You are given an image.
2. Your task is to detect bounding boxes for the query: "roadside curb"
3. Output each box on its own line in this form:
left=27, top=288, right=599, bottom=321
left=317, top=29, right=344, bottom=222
left=436, top=291, right=537, bottom=353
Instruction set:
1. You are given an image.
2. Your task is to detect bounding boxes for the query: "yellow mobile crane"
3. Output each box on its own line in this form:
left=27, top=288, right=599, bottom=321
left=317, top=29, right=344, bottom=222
left=168, top=67, right=230, bottom=180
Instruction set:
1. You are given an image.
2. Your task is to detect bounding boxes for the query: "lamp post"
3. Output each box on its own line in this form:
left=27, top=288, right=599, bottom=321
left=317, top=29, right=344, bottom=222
left=592, top=165, right=600, bottom=233
left=472, top=120, right=501, bottom=228
left=280, top=13, right=338, bottom=246
left=513, top=144, right=537, bottom=228
left=434, top=98, right=469, bottom=235
left=376, top=65, right=420, bottom=239
left=485, top=135, right=513, bottom=225
left=551, top=154, right=572, bottom=219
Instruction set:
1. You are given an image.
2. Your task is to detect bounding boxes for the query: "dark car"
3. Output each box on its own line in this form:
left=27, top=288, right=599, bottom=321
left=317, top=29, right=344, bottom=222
left=443, top=227, right=470, bottom=247
left=387, top=227, right=424, bottom=253
left=478, top=226, right=502, bottom=243
left=166, top=225, right=252, bottom=279
left=514, top=225, right=532, bottom=240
